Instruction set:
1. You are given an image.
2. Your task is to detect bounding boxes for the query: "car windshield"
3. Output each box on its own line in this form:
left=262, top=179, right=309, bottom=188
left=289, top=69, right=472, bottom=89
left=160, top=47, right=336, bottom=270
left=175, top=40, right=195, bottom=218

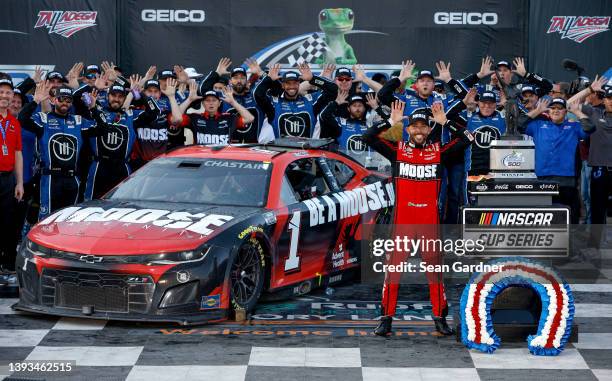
left=106, top=157, right=272, bottom=207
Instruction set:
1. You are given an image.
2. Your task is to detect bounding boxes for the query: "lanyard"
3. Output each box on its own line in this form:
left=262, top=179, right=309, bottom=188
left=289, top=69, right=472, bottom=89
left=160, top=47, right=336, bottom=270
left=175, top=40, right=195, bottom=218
left=0, top=120, right=8, bottom=144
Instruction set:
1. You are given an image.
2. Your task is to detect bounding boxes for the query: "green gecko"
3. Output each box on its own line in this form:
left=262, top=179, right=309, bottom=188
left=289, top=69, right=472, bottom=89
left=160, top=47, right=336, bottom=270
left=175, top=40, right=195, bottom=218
left=316, top=8, right=357, bottom=65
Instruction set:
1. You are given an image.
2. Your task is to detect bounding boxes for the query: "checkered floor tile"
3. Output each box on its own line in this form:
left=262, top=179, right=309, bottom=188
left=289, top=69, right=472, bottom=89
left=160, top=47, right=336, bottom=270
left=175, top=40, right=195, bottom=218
left=1, top=243, right=612, bottom=380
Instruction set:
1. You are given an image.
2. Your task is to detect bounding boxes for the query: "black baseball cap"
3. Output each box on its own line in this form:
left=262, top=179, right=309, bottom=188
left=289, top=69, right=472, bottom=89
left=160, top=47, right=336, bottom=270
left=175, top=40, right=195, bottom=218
left=46, top=71, right=67, bottom=82
left=0, top=78, right=14, bottom=90
left=478, top=91, right=497, bottom=103
left=416, top=70, right=434, bottom=80
left=496, top=60, right=510, bottom=69
left=108, top=84, right=127, bottom=95
left=408, top=108, right=431, bottom=125
left=13, top=88, right=27, bottom=104
left=434, top=80, right=445, bottom=89
left=203, top=90, right=221, bottom=99
left=158, top=70, right=176, bottom=79
left=604, top=87, right=612, bottom=98
left=335, top=67, right=352, bottom=78
left=56, top=86, right=73, bottom=98
left=282, top=71, right=300, bottom=82
left=549, top=98, right=567, bottom=108
left=521, top=85, right=536, bottom=95
left=231, top=67, right=247, bottom=77
left=85, top=65, right=101, bottom=74
left=144, top=79, right=160, bottom=89
left=348, top=95, right=365, bottom=105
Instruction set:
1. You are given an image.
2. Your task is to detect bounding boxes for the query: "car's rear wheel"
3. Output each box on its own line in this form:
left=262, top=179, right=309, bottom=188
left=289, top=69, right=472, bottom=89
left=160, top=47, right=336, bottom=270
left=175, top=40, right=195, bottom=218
left=230, top=238, right=265, bottom=313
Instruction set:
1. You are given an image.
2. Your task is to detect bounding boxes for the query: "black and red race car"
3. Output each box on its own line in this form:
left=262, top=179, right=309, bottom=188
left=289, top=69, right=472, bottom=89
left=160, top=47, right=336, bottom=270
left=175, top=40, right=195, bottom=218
left=14, top=139, right=394, bottom=324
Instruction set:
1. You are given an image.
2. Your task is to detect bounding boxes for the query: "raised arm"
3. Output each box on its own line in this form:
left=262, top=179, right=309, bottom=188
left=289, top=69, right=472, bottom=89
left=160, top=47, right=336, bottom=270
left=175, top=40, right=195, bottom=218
left=299, top=62, right=339, bottom=117
left=363, top=100, right=406, bottom=162
left=18, top=81, right=52, bottom=137
left=353, top=64, right=382, bottom=92
left=221, top=88, right=254, bottom=124
left=178, top=80, right=203, bottom=115
left=319, top=90, right=346, bottom=140
left=253, top=64, right=280, bottom=120
left=161, top=78, right=183, bottom=125
left=568, top=75, right=607, bottom=105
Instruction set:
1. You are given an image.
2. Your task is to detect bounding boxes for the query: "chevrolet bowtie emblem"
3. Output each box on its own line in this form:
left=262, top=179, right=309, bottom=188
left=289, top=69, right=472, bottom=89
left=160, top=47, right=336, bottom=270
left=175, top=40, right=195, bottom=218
left=79, top=255, right=103, bottom=263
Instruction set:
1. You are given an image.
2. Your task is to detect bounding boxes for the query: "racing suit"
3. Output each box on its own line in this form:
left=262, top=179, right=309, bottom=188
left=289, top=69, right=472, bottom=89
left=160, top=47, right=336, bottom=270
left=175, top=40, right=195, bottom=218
left=179, top=111, right=246, bottom=145
left=130, top=97, right=170, bottom=170
left=253, top=75, right=337, bottom=140
left=199, top=71, right=264, bottom=143
left=158, top=94, right=186, bottom=149
left=364, top=119, right=474, bottom=318
left=319, top=101, right=391, bottom=165
left=18, top=101, right=97, bottom=219
left=84, top=98, right=160, bottom=200
left=378, top=78, right=466, bottom=132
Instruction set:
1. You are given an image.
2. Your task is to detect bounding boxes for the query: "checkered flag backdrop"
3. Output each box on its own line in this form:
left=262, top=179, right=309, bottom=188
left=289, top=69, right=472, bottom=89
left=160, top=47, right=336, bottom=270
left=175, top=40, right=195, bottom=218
left=287, top=33, right=330, bottom=66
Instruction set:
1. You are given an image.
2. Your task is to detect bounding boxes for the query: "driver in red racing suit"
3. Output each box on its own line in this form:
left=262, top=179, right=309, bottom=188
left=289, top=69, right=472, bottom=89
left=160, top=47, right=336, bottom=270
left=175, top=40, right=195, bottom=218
left=364, top=101, right=474, bottom=336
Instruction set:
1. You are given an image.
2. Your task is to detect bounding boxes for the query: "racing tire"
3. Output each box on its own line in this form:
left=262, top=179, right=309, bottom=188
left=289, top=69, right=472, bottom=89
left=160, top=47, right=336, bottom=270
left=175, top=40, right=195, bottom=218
left=230, top=238, right=266, bottom=313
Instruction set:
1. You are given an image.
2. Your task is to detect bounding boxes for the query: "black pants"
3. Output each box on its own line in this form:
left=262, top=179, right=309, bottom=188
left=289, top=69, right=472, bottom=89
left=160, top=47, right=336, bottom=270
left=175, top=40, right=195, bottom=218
left=557, top=185, right=581, bottom=225
left=590, top=166, right=611, bottom=247
left=0, top=172, right=16, bottom=270
left=85, top=161, right=130, bottom=200
left=13, top=178, right=39, bottom=245
left=39, top=174, right=79, bottom=220
left=541, top=176, right=580, bottom=225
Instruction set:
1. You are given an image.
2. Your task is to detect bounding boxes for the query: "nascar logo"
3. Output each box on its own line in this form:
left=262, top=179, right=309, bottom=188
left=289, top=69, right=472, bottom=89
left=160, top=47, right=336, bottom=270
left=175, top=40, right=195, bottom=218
left=547, top=16, right=610, bottom=43
left=479, top=212, right=553, bottom=226
left=34, top=11, right=98, bottom=38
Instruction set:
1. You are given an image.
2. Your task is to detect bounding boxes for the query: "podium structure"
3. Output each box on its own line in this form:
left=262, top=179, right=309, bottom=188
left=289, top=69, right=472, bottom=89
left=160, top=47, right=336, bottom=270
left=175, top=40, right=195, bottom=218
left=458, top=107, right=575, bottom=342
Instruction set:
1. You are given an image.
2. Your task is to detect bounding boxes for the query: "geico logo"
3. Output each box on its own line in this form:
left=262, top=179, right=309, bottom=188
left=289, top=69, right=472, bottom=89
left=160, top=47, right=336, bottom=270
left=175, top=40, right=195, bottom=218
left=497, top=212, right=553, bottom=225
left=141, top=9, right=205, bottom=23
left=398, top=163, right=438, bottom=179
left=515, top=184, right=533, bottom=190
left=138, top=128, right=168, bottom=141
left=197, top=133, right=229, bottom=145
left=434, top=12, right=498, bottom=25
left=38, top=206, right=233, bottom=236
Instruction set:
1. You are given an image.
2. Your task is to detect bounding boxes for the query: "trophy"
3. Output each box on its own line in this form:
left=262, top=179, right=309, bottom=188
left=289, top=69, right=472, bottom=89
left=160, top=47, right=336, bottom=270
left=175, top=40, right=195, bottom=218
left=488, top=72, right=537, bottom=179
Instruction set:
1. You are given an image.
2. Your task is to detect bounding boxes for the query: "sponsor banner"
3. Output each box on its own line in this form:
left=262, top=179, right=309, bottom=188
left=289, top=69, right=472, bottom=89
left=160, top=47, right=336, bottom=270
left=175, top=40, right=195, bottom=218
left=529, top=0, right=612, bottom=81
left=462, top=207, right=570, bottom=257
left=252, top=300, right=444, bottom=321
left=120, top=0, right=528, bottom=76
left=468, top=180, right=559, bottom=194
left=160, top=327, right=437, bottom=336
left=0, top=0, right=117, bottom=73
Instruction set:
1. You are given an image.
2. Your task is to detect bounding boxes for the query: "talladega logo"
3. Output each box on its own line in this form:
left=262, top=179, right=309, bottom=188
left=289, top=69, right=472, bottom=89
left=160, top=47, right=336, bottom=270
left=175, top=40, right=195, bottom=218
left=547, top=16, right=610, bottom=43
left=35, top=11, right=98, bottom=38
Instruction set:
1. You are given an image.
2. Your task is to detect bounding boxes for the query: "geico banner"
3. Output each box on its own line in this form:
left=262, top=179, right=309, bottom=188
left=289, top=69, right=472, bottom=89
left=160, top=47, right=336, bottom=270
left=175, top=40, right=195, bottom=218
left=0, top=0, right=117, bottom=76
left=121, top=0, right=528, bottom=77
left=528, top=0, right=612, bottom=81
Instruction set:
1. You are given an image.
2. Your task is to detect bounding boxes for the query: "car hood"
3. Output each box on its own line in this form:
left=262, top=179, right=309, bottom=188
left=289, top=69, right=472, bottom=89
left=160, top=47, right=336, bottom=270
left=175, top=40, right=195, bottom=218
left=28, top=199, right=262, bottom=255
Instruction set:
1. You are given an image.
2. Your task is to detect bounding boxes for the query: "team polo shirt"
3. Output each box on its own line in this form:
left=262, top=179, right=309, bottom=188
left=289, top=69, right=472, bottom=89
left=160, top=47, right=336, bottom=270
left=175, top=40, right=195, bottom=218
left=0, top=112, right=22, bottom=171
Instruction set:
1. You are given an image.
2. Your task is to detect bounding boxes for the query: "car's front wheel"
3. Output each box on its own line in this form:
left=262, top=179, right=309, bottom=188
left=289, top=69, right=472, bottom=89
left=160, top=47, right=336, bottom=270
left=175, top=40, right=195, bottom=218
left=230, top=238, right=265, bottom=313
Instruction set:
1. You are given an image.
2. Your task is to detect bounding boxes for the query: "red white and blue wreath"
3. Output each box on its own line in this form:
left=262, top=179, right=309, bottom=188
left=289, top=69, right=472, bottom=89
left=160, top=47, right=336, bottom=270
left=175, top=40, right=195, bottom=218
left=459, top=257, right=574, bottom=356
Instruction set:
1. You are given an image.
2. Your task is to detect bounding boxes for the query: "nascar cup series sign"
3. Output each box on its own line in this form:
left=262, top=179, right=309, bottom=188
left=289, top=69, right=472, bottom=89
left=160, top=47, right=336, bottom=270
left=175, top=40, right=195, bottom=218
left=462, top=207, right=570, bottom=257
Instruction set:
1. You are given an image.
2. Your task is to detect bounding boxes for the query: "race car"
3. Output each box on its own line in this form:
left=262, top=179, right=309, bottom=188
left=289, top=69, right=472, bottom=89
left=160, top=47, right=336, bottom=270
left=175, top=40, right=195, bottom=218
left=14, top=139, right=394, bottom=324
